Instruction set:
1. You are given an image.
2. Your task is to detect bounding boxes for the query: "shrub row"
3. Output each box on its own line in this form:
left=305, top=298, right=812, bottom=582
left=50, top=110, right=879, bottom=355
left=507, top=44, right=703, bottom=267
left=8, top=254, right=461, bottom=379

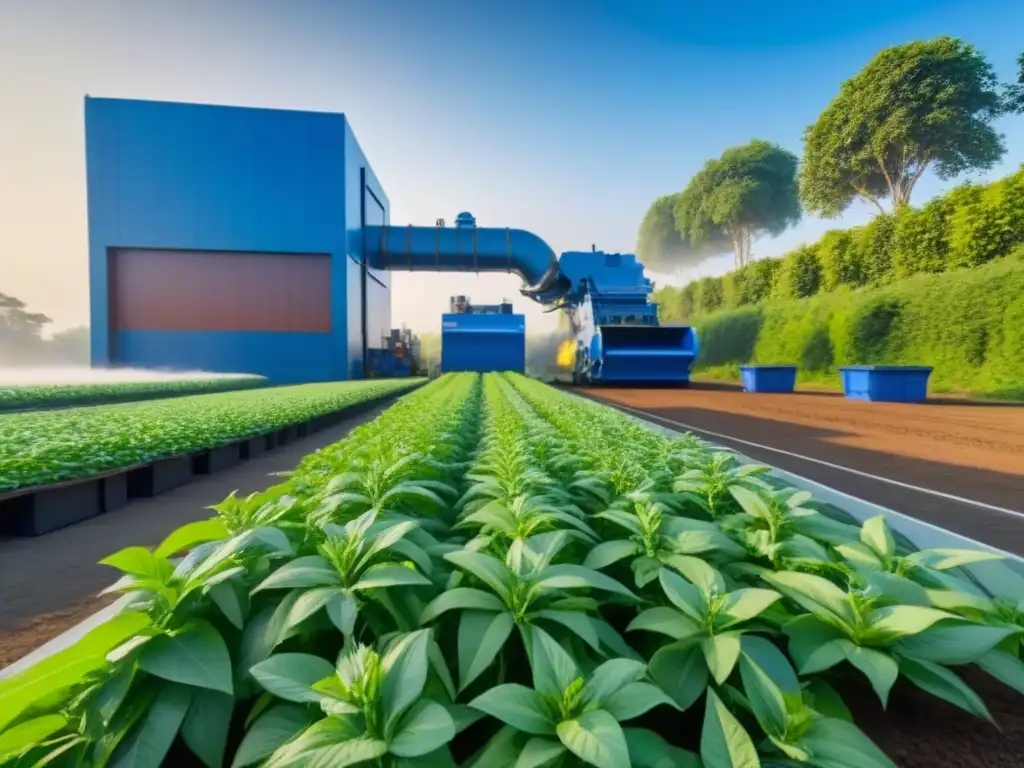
left=654, top=166, right=1024, bottom=318
left=686, top=258, right=1024, bottom=399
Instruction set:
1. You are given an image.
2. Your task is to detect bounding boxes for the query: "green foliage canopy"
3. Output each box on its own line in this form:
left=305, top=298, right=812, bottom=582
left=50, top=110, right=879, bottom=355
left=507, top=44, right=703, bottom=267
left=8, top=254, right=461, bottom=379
left=674, top=140, right=801, bottom=269
left=800, top=36, right=1007, bottom=217
left=635, top=194, right=688, bottom=274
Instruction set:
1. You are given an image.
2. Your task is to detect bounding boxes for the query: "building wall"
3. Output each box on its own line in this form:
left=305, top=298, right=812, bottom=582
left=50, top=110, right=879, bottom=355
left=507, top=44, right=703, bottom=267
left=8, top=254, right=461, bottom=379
left=342, top=120, right=391, bottom=378
left=85, top=97, right=380, bottom=382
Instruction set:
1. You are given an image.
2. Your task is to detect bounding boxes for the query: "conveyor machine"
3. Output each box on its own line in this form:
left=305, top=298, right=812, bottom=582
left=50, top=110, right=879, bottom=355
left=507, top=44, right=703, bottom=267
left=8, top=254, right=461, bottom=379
left=365, top=212, right=698, bottom=385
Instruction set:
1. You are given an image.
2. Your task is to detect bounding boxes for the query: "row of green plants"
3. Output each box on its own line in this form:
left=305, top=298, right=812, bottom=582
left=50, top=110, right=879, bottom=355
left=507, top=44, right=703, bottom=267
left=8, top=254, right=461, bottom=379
left=0, top=379, right=418, bottom=492
left=1, top=372, right=1022, bottom=767
left=654, top=167, right=1024, bottom=321
left=0, top=375, right=267, bottom=412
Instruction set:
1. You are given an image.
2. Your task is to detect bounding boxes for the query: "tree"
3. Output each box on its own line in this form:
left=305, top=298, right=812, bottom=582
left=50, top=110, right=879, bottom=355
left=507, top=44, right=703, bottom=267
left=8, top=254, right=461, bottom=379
left=0, top=292, right=53, bottom=365
left=673, top=140, right=801, bottom=270
left=635, top=194, right=687, bottom=274
left=801, top=36, right=1007, bottom=217
left=1005, top=52, right=1024, bottom=113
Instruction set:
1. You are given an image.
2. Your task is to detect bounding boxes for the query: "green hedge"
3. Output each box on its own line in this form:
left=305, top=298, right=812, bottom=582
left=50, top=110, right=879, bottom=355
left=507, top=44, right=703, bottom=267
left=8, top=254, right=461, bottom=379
left=652, top=165, right=1024, bottom=318
left=687, top=257, right=1024, bottom=399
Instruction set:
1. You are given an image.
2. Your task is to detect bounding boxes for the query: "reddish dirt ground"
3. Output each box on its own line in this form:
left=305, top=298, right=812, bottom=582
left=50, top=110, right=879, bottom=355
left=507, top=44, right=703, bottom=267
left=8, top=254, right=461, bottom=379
left=580, top=383, right=1024, bottom=555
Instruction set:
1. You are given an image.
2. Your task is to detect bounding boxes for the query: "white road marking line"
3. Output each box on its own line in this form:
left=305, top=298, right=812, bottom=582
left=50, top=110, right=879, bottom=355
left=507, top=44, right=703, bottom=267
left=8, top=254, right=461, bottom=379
left=602, top=400, right=1024, bottom=520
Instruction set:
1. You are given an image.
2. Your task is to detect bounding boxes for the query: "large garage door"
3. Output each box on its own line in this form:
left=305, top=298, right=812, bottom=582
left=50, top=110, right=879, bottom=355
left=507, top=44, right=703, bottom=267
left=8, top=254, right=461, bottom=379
left=109, top=249, right=331, bottom=333
left=107, top=249, right=333, bottom=378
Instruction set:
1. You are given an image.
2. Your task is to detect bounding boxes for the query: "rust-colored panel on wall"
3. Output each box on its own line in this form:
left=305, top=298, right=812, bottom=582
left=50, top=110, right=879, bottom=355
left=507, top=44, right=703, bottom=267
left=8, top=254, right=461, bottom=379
left=109, top=249, right=332, bottom=332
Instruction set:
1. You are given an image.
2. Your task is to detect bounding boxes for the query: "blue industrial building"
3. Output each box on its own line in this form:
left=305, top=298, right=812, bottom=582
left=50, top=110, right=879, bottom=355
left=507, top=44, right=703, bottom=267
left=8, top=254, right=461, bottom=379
left=85, top=97, right=697, bottom=386
left=86, top=97, right=391, bottom=383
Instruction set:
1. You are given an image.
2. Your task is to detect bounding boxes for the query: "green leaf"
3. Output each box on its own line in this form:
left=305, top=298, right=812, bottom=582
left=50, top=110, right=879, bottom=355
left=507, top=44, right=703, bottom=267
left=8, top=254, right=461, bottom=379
left=729, top=485, right=773, bottom=520
left=352, top=564, right=432, bottom=591
left=534, top=610, right=603, bottom=651
left=458, top=611, right=516, bottom=692
left=627, top=606, right=702, bottom=640
left=900, top=657, right=995, bottom=723
left=109, top=683, right=193, bottom=768
left=252, top=556, right=341, bottom=592
left=659, top=555, right=725, bottom=596
left=762, top=571, right=855, bottom=626
left=740, top=635, right=800, bottom=693
left=738, top=652, right=787, bottom=737
left=515, top=737, right=566, bottom=768
left=700, top=688, right=759, bottom=768
left=719, top=588, right=782, bottom=628
left=801, top=717, right=897, bottom=768
left=208, top=580, right=248, bottom=630
left=605, top=682, right=679, bottom=720
left=155, top=518, right=230, bottom=558
left=907, top=548, right=1004, bottom=571
left=263, top=718, right=387, bottom=768
left=249, top=653, right=335, bottom=703
left=860, top=516, right=895, bottom=558
left=326, top=590, right=359, bottom=636
left=381, top=629, right=432, bottom=728
left=468, top=684, right=556, bottom=736
left=0, top=714, right=67, bottom=762
left=138, top=621, right=234, bottom=695
left=649, top=641, right=710, bottom=711
left=100, top=546, right=174, bottom=581
left=182, top=689, right=233, bottom=768
left=556, top=709, right=630, bottom=768
left=976, top=650, right=1024, bottom=697
left=657, top=568, right=706, bottom=622
left=536, top=564, right=638, bottom=600
left=802, top=639, right=899, bottom=707
left=276, top=587, right=341, bottom=636
left=862, top=605, right=955, bottom=644
left=804, top=678, right=853, bottom=722
left=389, top=699, right=457, bottom=758
left=702, top=632, right=742, bottom=685
left=0, top=610, right=150, bottom=732
left=583, top=658, right=648, bottom=705
left=894, top=624, right=1015, bottom=665
left=444, top=550, right=515, bottom=601
left=530, top=625, right=580, bottom=697
left=583, top=540, right=640, bottom=570
left=421, top=587, right=506, bottom=623
left=624, top=727, right=702, bottom=768
left=230, top=704, right=314, bottom=768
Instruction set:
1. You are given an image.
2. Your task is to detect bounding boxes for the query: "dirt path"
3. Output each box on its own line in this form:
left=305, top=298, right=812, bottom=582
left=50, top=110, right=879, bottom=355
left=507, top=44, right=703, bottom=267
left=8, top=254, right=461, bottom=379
left=579, top=384, right=1024, bottom=554
left=0, top=402, right=389, bottom=667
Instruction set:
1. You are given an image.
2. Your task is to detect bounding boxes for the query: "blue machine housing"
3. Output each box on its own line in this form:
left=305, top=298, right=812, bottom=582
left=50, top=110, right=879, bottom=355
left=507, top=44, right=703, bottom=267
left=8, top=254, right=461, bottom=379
left=552, top=252, right=699, bottom=385
left=441, top=312, right=526, bottom=373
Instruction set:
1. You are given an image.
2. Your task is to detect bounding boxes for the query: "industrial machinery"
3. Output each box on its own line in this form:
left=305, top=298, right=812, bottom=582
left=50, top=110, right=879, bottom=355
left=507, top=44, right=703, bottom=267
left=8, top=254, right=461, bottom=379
left=441, top=294, right=526, bottom=373
left=366, top=212, right=698, bottom=385
left=367, top=328, right=420, bottom=378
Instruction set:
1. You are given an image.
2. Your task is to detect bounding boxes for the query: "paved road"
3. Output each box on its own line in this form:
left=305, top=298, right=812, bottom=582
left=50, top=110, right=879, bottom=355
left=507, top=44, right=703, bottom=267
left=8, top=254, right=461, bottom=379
left=577, top=385, right=1024, bottom=557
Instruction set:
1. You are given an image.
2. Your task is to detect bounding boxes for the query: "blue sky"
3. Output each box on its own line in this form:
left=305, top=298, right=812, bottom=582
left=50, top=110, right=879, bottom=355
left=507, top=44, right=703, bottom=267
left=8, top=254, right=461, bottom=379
left=0, top=0, right=1021, bottom=335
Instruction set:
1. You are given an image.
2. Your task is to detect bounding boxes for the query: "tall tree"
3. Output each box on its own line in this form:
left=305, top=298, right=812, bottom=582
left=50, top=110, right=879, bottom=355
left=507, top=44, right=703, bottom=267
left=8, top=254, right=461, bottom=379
left=801, top=36, right=1007, bottom=217
left=1005, top=52, right=1024, bottom=113
left=673, top=140, right=801, bottom=269
left=636, top=194, right=687, bottom=274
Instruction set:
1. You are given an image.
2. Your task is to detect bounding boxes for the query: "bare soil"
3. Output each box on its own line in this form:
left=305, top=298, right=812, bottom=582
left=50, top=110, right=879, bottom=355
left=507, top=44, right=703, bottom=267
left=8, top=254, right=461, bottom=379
left=580, top=384, right=1024, bottom=554
left=838, top=666, right=1024, bottom=767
